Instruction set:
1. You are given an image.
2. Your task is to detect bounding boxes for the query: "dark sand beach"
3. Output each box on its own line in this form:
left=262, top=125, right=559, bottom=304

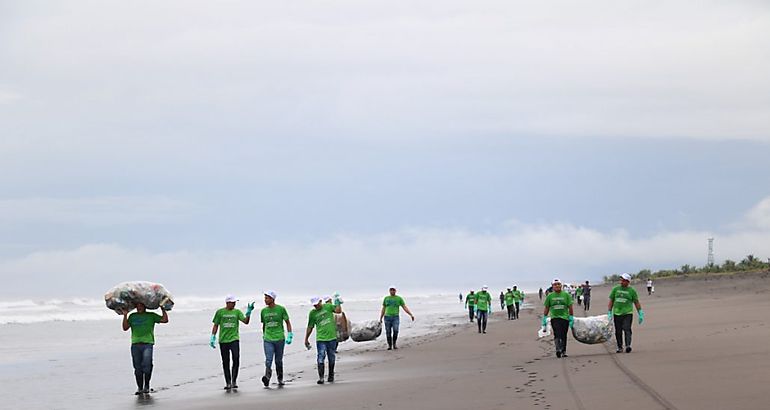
left=162, top=271, right=770, bottom=410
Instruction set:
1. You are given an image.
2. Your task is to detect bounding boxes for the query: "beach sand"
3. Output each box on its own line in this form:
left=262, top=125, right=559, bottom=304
left=164, top=271, right=769, bottom=410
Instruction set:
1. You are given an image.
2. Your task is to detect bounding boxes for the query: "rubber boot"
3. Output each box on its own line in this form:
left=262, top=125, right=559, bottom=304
left=327, top=362, right=335, bottom=383
left=143, top=372, right=151, bottom=394
left=261, top=367, right=272, bottom=387
left=317, top=364, right=325, bottom=384
left=134, top=371, right=143, bottom=395
left=276, top=364, right=284, bottom=386
left=386, top=334, right=393, bottom=350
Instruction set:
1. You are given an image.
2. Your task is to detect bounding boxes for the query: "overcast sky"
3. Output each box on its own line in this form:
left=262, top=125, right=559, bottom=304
left=1, top=1, right=769, bottom=298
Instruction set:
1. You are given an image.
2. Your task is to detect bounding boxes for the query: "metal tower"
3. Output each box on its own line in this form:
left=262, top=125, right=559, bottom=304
left=707, top=238, right=714, bottom=267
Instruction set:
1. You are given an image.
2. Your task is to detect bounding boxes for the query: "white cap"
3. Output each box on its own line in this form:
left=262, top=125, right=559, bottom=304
left=388, top=285, right=397, bottom=290
left=552, top=278, right=562, bottom=284
left=481, top=285, right=488, bottom=290
left=322, top=295, right=332, bottom=301
left=621, top=273, right=631, bottom=281
left=225, top=294, right=238, bottom=303
left=310, top=296, right=322, bottom=305
left=264, top=290, right=277, bottom=300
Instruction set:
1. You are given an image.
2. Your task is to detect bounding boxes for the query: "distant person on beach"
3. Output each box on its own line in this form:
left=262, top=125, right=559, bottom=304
left=304, top=296, right=343, bottom=384
left=499, top=291, right=505, bottom=310
left=539, top=288, right=544, bottom=300
left=505, top=288, right=514, bottom=320
left=123, top=302, right=169, bottom=395
left=475, top=286, right=493, bottom=334
left=260, top=291, right=292, bottom=387
left=379, top=286, right=415, bottom=350
left=542, top=278, right=573, bottom=358
left=464, top=290, right=476, bottom=322
left=647, top=279, right=653, bottom=296
left=512, top=286, right=523, bottom=319
left=582, top=281, right=592, bottom=311
left=608, top=273, right=644, bottom=353
left=459, top=293, right=463, bottom=302
left=576, top=285, right=583, bottom=306
left=210, top=294, right=252, bottom=390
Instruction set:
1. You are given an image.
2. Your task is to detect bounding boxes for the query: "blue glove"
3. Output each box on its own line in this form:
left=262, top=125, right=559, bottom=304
left=607, top=310, right=613, bottom=320
left=209, top=334, right=217, bottom=349
left=638, top=309, right=644, bottom=324
left=541, top=316, right=548, bottom=328
left=568, top=315, right=574, bottom=329
left=286, top=332, right=294, bottom=345
left=245, top=302, right=254, bottom=317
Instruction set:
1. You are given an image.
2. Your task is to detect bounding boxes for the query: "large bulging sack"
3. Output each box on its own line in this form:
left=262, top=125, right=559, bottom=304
left=571, top=315, right=613, bottom=344
left=104, top=281, right=174, bottom=314
left=335, top=312, right=351, bottom=342
left=350, top=320, right=382, bottom=342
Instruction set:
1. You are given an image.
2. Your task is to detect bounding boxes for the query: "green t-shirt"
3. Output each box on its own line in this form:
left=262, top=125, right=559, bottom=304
left=261, top=305, right=289, bottom=342
left=544, top=291, right=573, bottom=320
left=382, top=295, right=405, bottom=317
left=513, top=290, right=523, bottom=302
left=576, top=287, right=583, bottom=296
left=465, top=293, right=476, bottom=306
left=128, top=312, right=162, bottom=344
left=475, top=291, right=492, bottom=311
left=212, top=307, right=246, bottom=344
left=609, top=285, right=639, bottom=316
left=307, top=303, right=337, bottom=342
left=504, top=292, right=514, bottom=306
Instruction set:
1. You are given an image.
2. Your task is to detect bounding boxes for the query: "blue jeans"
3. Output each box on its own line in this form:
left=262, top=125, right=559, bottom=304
left=131, top=343, right=153, bottom=374
left=384, top=315, right=400, bottom=344
left=316, top=340, right=338, bottom=365
left=263, top=340, right=285, bottom=369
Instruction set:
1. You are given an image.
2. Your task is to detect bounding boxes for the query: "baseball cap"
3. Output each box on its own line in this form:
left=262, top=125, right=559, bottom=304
left=310, top=296, right=322, bottom=305
left=225, top=294, right=238, bottom=303
left=621, top=273, right=631, bottom=281
left=389, top=285, right=397, bottom=290
left=481, top=285, right=488, bottom=290
left=264, top=290, right=277, bottom=300
left=322, top=295, right=332, bottom=301
left=552, top=278, right=562, bottom=284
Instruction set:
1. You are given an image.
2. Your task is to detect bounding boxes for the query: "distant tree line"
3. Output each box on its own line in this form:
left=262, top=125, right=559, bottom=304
left=603, top=254, right=770, bottom=283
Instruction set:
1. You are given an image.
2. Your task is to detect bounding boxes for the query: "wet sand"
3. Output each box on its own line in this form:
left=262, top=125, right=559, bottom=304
left=166, top=271, right=770, bottom=410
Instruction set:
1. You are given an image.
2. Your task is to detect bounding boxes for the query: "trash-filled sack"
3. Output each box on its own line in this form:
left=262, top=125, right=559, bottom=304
left=571, top=315, right=613, bottom=344
left=350, top=320, right=382, bottom=342
left=537, top=322, right=552, bottom=338
left=335, top=312, right=351, bottom=342
left=104, top=281, right=174, bottom=314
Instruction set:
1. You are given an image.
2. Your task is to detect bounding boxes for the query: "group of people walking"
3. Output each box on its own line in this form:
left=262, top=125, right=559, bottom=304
left=122, top=287, right=415, bottom=395
left=464, top=285, right=525, bottom=334
left=541, top=274, right=644, bottom=357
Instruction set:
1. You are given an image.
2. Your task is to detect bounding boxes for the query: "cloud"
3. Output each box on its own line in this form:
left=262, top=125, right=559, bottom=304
left=0, top=196, right=196, bottom=226
left=743, top=196, right=770, bottom=230
left=1, top=1, right=769, bottom=143
left=2, top=217, right=769, bottom=298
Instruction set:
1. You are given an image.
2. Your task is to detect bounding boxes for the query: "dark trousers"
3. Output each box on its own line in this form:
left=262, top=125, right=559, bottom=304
left=468, top=306, right=475, bottom=321
left=219, top=340, right=240, bottom=384
left=583, top=296, right=591, bottom=311
left=476, top=310, right=488, bottom=332
left=614, top=314, right=633, bottom=349
left=506, top=304, right=514, bottom=319
left=514, top=302, right=520, bottom=319
left=131, top=343, right=153, bottom=389
left=551, top=318, right=569, bottom=354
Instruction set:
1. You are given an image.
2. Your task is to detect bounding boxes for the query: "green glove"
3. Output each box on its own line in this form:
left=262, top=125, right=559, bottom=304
left=607, top=310, right=613, bottom=320
left=245, top=302, right=255, bottom=317
left=568, top=315, right=574, bottom=329
left=209, top=334, right=217, bottom=349
left=638, top=309, right=644, bottom=324
left=286, top=331, right=294, bottom=345
left=541, top=316, right=548, bottom=328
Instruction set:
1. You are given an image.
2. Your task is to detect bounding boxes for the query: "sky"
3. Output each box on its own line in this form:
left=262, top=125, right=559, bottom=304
left=1, top=0, right=769, bottom=298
